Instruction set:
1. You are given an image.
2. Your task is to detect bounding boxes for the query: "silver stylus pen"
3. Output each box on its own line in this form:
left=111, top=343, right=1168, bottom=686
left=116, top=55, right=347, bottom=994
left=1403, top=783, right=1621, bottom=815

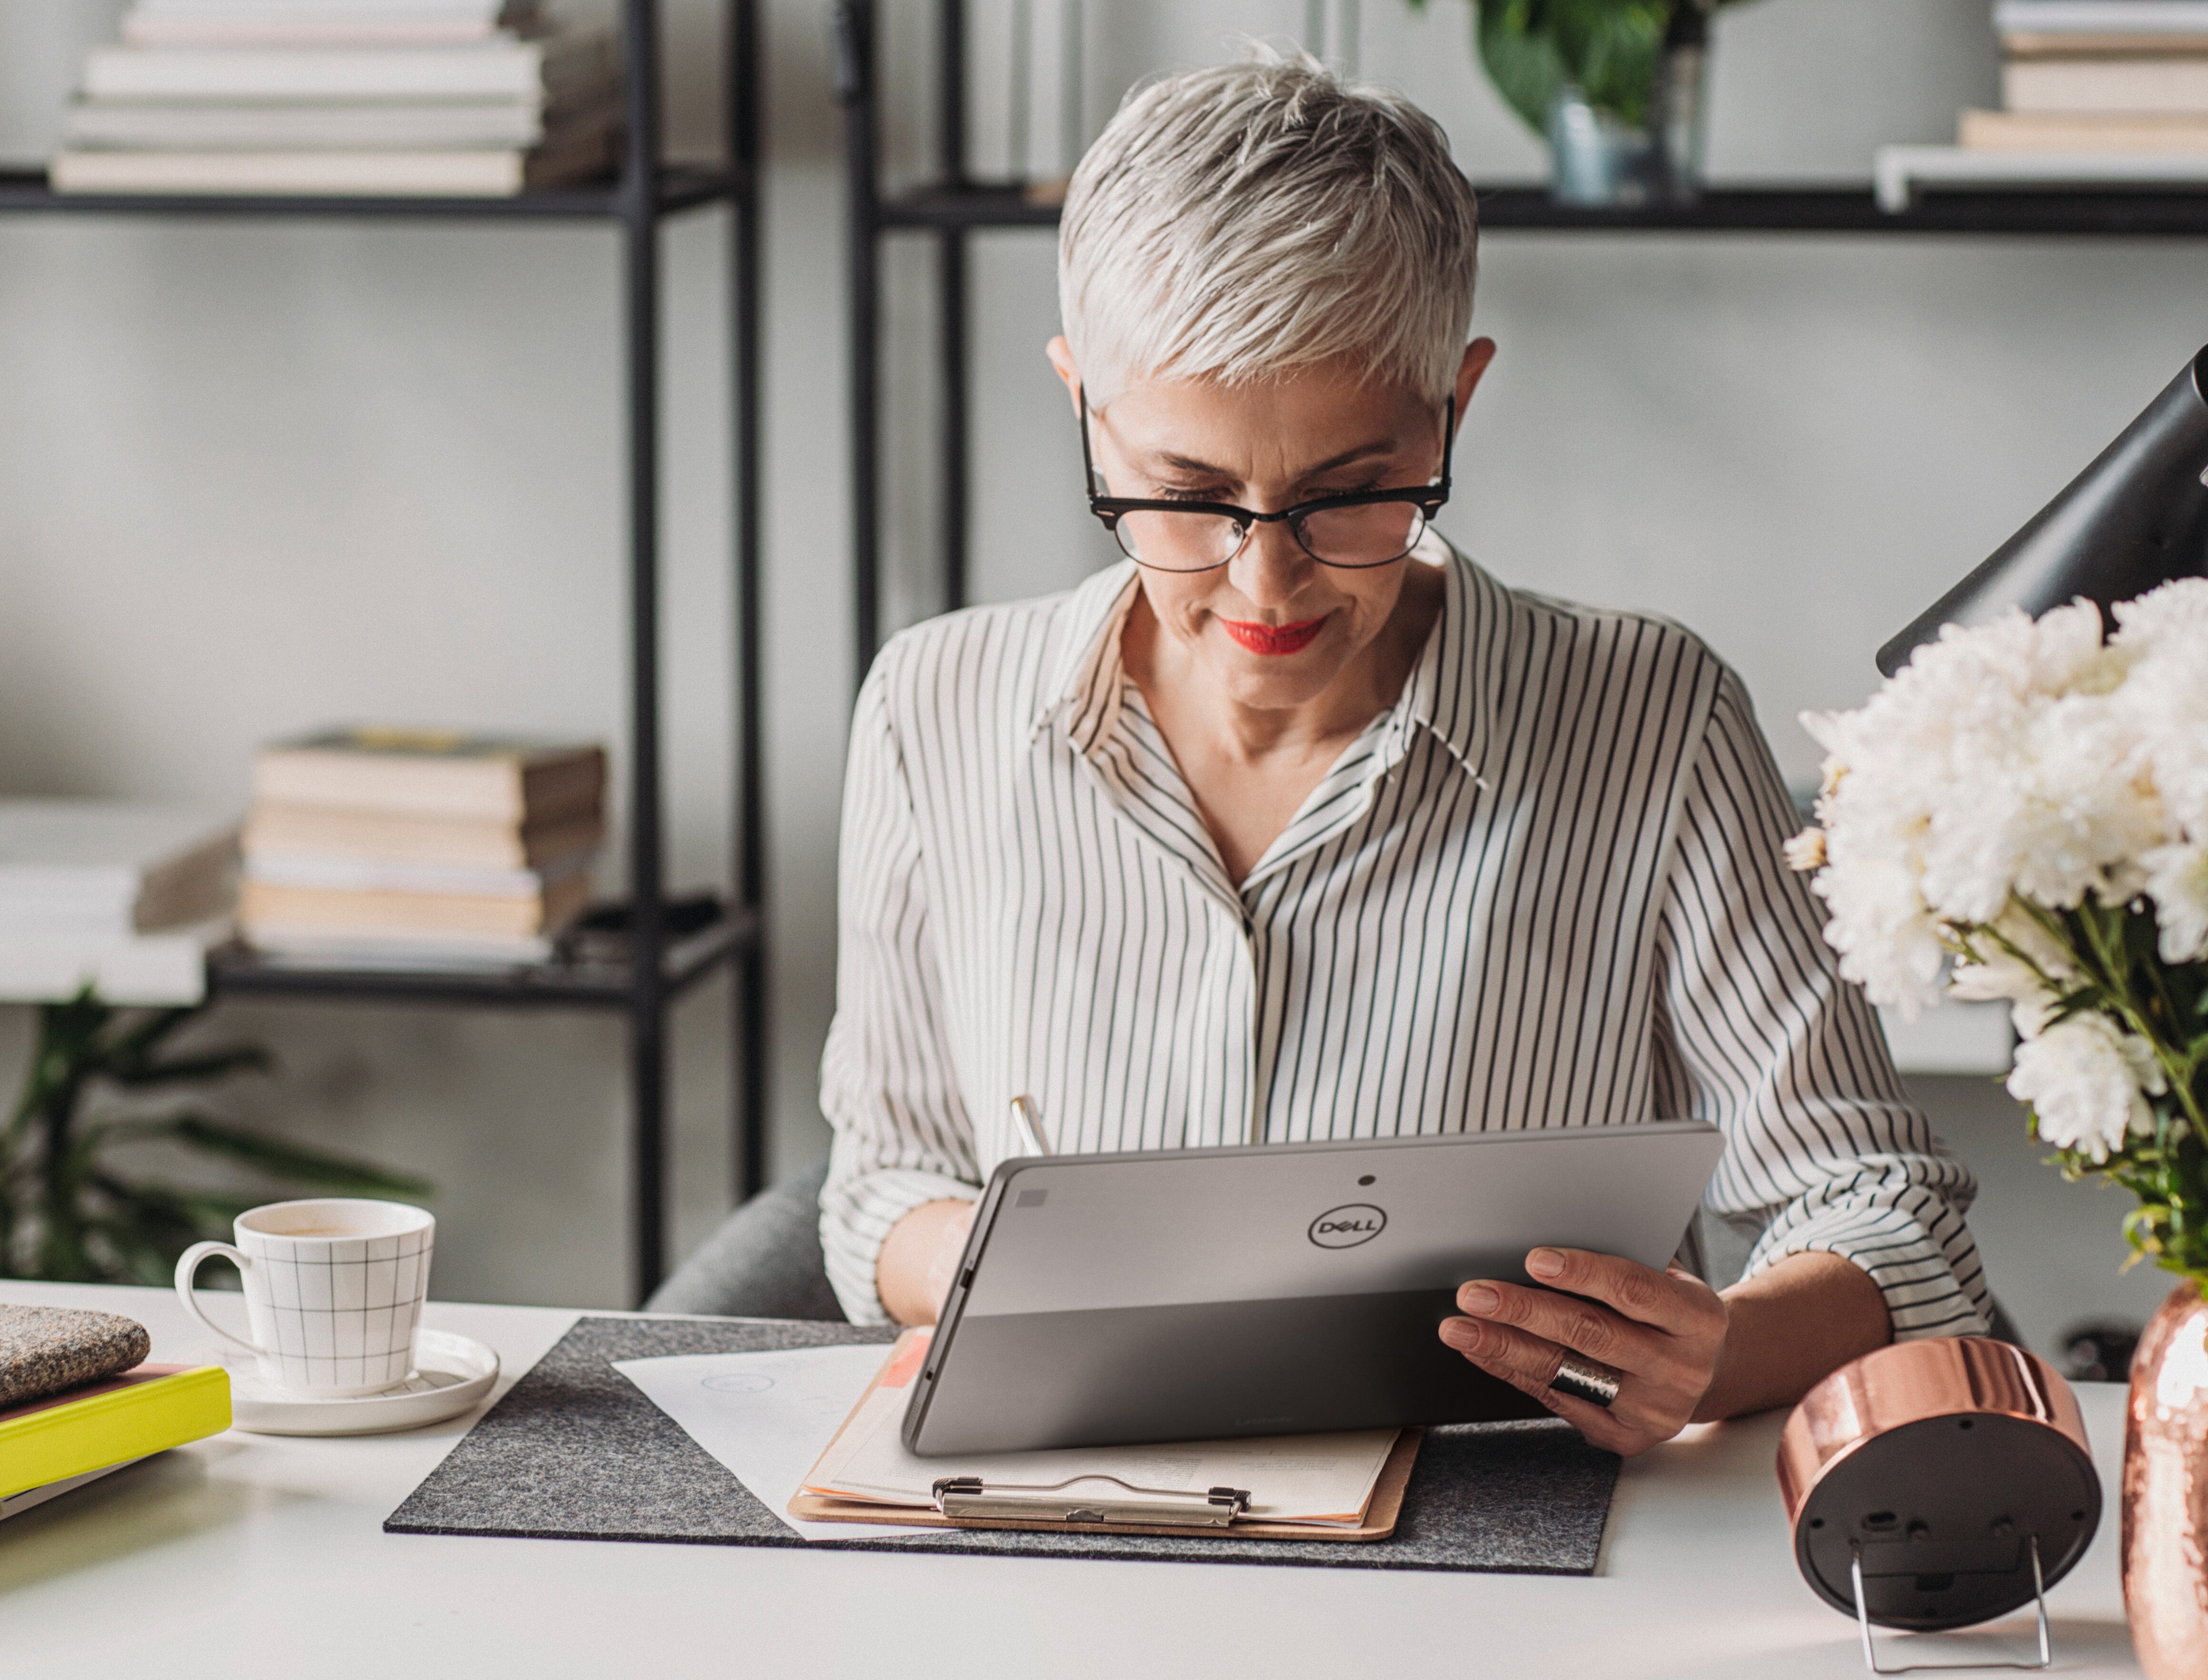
left=1008, top=1093, right=1051, bottom=1157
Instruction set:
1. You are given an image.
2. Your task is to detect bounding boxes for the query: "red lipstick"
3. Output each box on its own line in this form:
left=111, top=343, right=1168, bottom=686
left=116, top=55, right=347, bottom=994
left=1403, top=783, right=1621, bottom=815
left=1220, top=616, right=1327, bottom=656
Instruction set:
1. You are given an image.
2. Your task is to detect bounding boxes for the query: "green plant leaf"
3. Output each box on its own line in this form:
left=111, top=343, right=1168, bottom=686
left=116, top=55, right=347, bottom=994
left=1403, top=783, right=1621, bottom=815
left=105, top=1046, right=274, bottom=1089
left=90, top=1194, right=203, bottom=1260
left=1, top=997, right=434, bottom=1286
left=1560, top=0, right=1670, bottom=126
left=88, top=1173, right=270, bottom=1285
left=1476, top=0, right=1569, bottom=133
left=1467, top=0, right=1676, bottom=132
left=163, top=1114, right=432, bottom=1199
left=90, top=1172, right=264, bottom=1232
left=90, top=1004, right=197, bottom=1075
left=84, top=1215, right=195, bottom=1286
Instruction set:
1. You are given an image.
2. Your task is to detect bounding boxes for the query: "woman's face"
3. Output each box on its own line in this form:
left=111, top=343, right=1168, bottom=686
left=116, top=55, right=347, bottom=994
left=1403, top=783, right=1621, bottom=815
left=1050, top=344, right=1489, bottom=714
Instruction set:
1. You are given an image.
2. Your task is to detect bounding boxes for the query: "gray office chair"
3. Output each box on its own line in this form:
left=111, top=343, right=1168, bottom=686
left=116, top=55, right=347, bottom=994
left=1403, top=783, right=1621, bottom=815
left=646, top=1158, right=843, bottom=1320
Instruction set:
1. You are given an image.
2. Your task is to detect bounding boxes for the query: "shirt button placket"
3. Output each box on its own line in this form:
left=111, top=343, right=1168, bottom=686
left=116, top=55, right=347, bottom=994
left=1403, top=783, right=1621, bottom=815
left=1234, top=900, right=1259, bottom=1146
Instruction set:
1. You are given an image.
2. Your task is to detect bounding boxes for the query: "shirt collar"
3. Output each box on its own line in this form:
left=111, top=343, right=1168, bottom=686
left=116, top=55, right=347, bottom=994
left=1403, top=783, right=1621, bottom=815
left=1395, top=536, right=1502, bottom=783
left=1031, top=561, right=1142, bottom=752
left=1032, top=539, right=1503, bottom=781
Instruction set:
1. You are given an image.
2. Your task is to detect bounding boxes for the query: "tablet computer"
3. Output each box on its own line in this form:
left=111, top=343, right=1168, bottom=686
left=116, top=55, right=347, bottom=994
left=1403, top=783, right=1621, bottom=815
left=903, top=1121, right=1727, bottom=1457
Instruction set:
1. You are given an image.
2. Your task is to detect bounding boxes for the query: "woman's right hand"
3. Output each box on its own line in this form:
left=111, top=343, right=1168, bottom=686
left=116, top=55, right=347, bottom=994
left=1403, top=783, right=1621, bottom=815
left=877, top=1198, right=979, bottom=1326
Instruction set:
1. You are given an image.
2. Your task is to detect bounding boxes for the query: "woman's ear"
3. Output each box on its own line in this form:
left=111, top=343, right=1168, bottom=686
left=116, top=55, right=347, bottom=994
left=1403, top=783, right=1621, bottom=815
left=1452, top=338, right=1498, bottom=433
left=1046, top=336, right=1084, bottom=414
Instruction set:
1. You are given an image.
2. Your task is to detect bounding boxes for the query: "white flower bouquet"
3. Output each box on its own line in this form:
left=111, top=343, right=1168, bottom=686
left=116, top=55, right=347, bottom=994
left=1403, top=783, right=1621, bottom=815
left=1791, top=581, right=2208, bottom=1283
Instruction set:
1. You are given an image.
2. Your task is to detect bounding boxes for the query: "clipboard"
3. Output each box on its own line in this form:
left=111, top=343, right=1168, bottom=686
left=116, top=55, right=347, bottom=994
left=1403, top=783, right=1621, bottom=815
left=787, top=1331, right=1420, bottom=1543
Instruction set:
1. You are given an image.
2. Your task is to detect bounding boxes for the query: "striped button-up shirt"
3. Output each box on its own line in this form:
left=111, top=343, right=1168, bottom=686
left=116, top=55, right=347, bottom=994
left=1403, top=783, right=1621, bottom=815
left=819, top=542, right=1987, bottom=1336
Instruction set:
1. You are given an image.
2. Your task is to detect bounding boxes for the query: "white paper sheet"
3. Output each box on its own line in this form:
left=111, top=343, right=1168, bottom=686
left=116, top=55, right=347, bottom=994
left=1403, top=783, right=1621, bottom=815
left=612, top=1344, right=919, bottom=1542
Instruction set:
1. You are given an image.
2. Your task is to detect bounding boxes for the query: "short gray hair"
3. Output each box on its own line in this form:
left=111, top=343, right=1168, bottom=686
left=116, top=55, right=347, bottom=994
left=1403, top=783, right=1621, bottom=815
left=1059, top=49, right=1479, bottom=407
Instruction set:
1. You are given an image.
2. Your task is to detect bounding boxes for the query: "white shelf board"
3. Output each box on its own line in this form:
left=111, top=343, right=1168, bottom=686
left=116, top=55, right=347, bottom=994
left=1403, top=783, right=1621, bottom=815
left=1874, top=143, right=2208, bottom=212
left=0, top=917, right=226, bottom=1007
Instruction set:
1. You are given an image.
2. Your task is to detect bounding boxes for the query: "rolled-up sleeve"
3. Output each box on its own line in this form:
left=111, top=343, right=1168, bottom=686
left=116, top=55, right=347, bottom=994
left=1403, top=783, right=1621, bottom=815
left=1655, top=673, right=1990, bottom=1339
left=817, top=664, right=981, bottom=1324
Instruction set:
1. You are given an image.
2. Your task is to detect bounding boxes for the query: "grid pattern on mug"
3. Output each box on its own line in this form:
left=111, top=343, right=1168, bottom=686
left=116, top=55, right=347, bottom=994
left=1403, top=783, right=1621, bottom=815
left=247, top=1231, right=431, bottom=1391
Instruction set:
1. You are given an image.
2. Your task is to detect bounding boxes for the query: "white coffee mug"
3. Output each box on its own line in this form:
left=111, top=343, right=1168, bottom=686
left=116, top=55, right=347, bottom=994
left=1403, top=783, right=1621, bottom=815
left=175, top=1198, right=435, bottom=1397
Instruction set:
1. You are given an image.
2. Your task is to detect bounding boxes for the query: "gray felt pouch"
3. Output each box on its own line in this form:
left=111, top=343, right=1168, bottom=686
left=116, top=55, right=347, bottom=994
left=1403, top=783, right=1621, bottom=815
left=0, top=1305, right=152, bottom=1409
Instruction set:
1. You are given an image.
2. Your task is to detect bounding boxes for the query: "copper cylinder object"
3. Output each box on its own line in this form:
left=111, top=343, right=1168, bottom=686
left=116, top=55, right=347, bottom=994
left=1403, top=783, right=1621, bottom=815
left=1778, top=1336, right=2101, bottom=1631
left=2124, top=1280, right=2208, bottom=1680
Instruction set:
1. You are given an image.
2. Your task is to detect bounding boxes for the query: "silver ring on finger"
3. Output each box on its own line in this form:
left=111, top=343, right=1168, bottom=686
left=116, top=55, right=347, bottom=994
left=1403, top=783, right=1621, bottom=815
left=1549, top=1355, right=1621, bottom=1410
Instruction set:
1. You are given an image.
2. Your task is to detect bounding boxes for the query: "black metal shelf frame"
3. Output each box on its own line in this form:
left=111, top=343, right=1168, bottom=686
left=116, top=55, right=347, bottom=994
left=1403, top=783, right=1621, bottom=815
left=4, top=0, right=764, bottom=1303
left=835, top=0, right=2208, bottom=676
left=206, top=912, right=759, bottom=1010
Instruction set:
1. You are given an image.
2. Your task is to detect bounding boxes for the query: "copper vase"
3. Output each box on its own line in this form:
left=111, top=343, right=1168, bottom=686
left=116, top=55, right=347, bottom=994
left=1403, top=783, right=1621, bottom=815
left=2125, top=1279, right=2208, bottom=1678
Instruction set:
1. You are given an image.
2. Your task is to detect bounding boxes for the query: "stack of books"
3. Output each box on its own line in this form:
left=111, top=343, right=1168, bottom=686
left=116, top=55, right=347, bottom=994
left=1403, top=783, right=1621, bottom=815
left=0, top=801, right=240, bottom=1006
left=239, top=727, right=606, bottom=969
left=50, top=0, right=619, bottom=198
left=1968, top=1, right=2208, bottom=153
left=1, top=1306, right=230, bottom=1524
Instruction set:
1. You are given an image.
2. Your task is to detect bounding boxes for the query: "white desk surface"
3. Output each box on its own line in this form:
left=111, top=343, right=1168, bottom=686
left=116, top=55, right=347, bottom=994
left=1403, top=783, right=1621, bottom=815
left=1, top=1282, right=2142, bottom=1680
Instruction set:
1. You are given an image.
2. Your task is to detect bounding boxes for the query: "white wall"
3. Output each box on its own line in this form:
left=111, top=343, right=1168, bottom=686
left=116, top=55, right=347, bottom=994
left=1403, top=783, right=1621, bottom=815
left=2, top=0, right=2199, bottom=1343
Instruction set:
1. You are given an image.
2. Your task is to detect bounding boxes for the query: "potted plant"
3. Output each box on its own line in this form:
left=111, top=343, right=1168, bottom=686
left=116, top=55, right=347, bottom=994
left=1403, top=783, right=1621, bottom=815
left=1789, top=585, right=2208, bottom=1679
left=3, top=988, right=429, bottom=1284
left=1410, top=0, right=1760, bottom=204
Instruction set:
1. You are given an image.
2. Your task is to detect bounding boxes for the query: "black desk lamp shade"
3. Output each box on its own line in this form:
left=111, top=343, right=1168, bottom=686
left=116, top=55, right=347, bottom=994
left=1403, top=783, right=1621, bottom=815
left=1878, top=345, right=2208, bottom=678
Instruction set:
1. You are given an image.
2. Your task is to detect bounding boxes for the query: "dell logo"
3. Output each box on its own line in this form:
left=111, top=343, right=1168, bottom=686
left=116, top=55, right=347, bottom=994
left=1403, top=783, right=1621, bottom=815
left=1308, top=1203, right=1387, bottom=1249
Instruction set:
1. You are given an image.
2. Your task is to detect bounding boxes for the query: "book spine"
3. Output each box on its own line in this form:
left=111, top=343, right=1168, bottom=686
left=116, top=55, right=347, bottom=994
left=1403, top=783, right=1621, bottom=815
left=2005, top=59, right=2208, bottom=115
left=63, top=101, right=548, bottom=152
left=123, top=20, right=505, bottom=48
left=1962, top=108, right=2208, bottom=149
left=82, top=44, right=548, bottom=102
left=243, top=806, right=603, bottom=868
left=251, top=753, right=526, bottom=821
left=240, top=871, right=587, bottom=936
left=1995, top=1, right=2208, bottom=32
left=50, top=149, right=530, bottom=198
left=0, top=1369, right=230, bottom=1500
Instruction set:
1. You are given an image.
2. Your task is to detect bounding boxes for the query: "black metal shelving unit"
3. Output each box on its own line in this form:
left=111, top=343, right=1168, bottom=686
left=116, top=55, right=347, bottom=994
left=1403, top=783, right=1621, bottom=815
left=834, top=0, right=2208, bottom=676
left=4, top=0, right=764, bottom=1303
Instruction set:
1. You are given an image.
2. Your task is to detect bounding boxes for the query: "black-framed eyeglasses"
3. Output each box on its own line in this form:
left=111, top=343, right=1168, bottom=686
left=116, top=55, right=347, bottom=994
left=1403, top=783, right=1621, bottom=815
left=1079, top=387, right=1454, bottom=573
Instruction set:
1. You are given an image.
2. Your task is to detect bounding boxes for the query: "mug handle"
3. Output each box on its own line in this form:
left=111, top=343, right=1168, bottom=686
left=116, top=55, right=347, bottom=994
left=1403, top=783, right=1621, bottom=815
left=174, top=1241, right=266, bottom=1360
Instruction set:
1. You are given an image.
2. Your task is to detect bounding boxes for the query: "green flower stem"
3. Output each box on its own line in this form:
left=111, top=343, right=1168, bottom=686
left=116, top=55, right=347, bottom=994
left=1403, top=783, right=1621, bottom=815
left=1975, top=920, right=2066, bottom=996
left=1987, top=899, right=2208, bottom=1282
left=2008, top=899, right=2208, bottom=1149
left=2075, top=905, right=2208, bottom=1145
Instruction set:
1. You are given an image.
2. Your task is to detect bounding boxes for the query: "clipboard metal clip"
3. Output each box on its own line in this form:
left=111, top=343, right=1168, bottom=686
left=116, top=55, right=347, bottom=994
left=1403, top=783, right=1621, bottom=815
left=930, top=1474, right=1252, bottom=1528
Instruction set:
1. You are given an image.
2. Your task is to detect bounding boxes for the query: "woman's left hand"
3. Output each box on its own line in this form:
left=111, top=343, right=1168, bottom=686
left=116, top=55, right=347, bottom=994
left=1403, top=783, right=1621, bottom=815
left=1438, top=1246, right=1728, bottom=1456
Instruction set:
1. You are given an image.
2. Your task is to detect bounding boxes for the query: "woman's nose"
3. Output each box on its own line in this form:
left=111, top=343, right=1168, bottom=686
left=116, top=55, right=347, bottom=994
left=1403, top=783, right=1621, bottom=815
left=1229, top=518, right=1314, bottom=608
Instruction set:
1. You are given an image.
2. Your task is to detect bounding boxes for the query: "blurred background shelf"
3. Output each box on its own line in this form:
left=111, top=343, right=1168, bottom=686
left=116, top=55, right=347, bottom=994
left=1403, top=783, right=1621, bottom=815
left=0, top=162, right=747, bottom=219
left=836, top=0, right=2208, bottom=676
left=876, top=179, right=2208, bottom=238
left=0, top=0, right=766, bottom=1303
left=1467, top=183, right=2208, bottom=236
left=206, top=906, right=759, bottom=1012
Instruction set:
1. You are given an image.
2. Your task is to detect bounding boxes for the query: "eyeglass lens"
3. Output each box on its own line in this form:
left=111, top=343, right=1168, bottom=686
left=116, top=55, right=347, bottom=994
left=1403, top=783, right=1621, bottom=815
left=1113, top=500, right=1429, bottom=572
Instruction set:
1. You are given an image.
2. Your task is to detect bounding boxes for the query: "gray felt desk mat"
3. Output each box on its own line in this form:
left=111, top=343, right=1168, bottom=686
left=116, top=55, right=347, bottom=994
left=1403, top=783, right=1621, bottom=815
left=384, top=1316, right=1619, bottom=1575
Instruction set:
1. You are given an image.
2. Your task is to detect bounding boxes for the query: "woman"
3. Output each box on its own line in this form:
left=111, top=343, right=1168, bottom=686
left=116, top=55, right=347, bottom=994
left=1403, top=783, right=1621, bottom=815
left=677, top=52, right=1987, bottom=1458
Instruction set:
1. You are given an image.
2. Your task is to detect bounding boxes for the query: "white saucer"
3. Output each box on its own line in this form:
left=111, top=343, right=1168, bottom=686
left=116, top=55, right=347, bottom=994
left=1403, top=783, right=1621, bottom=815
left=224, top=1329, right=500, bottom=1437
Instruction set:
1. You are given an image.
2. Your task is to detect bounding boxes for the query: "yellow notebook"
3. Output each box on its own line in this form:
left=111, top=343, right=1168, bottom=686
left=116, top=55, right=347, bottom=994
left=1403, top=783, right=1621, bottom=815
left=0, top=1364, right=230, bottom=1500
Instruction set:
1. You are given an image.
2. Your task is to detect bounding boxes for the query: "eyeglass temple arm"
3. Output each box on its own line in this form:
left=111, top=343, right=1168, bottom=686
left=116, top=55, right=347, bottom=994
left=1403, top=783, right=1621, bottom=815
left=1079, top=385, right=1100, bottom=500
